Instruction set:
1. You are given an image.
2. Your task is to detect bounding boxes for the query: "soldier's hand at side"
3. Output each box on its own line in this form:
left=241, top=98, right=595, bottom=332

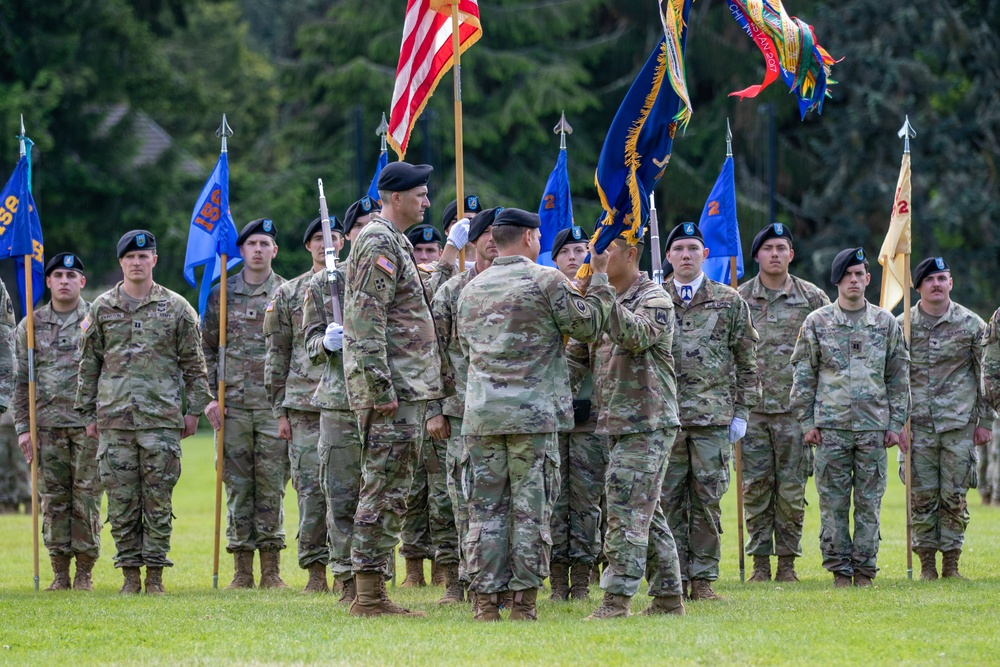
left=86, top=422, right=99, bottom=440
left=804, top=428, right=821, bottom=445
left=974, top=426, right=992, bottom=446
left=18, top=432, right=33, bottom=463
left=181, top=414, right=199, bottom=439
left=278, top=416, right=292, bottom=441
left=205, top=400, right=223, bottom=431
left=426, top=414, right=450, bottom=440
left=728, top=417, right=747, bottom=443
left=375, top=399, right=398, bottom=419
left=896, top=427, right=910, bottom=454
left=884, top=430, right=901, bottom=450
left=588, top=244, right=610, bottom=274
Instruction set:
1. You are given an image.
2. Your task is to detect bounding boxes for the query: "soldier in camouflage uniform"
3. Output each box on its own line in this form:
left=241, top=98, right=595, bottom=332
left=550, top=225, right=608, bottom=600
left=342, top=162, right=450, bottom=618
left=457, top=208, right=615, bottom=622
left=660, top=222, right=760, bottom=601
left=15, top=253, right=101, bottom=590
left=263, top=217, right=343, bottom=593
left=790, top=247, right=909, bottom=587
left=76, top=231, right=213, bottom=594
left=428, top=207, right=501, bottom=605
left=566, top=236, right=685, bottom=620
left=901, top=257, right=991, bottom=580
left=203, top=218, right=287, bottom=589
left=0, top=279, right=25, bottom=514
left=738, top=225, right=829, bottom=584
left=983, top=309, right=1000, bottom=506
left=440, top=195, right=482, bottom=263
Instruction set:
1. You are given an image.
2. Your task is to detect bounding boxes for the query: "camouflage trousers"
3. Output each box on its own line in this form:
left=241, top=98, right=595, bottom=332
left=97, top=429, right=181, bottom=568
left=602, top=428, right=682, bottom=598
left=0, top=419, right=30, bottom=507
left=287, top=409, right=327, bottom=568
left=550, top=430, right=607, bottom=566
left=814, top=429, right=887, bottom=578
left=742, top=412, right=812, bottom=557
left=401, top=435, right=459, bottom=565
left=464, top=432, right=559, bottom=595
left=977, top=418, right=1000, bottom=500
left=900, top=424, right=977, bottom=552
left=661, top=425, right=731, bottom=582
left=446, top=416, right=470, bottom=582
left=221, top=406, right=289, bottom=554
left=352, top=401, right=426, bottom=574
left=37, top=427, right=102, bottom=558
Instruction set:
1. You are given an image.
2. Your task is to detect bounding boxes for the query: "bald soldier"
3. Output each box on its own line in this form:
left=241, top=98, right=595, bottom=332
left=203, top=218, right=288, bottom=589
left=457, top=208, right=615, bottom=622
left=342, top=161, right=451, bottom=618
left=738, top=224, right=829, bottom=583
left=76, top=231, right=213, bottom=594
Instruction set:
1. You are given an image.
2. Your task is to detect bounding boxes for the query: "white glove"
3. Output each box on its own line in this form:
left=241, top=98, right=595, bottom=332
left=729, top=417, right=747, bottom=443
left=446, top=219, right=470, bottom=250
left=323, top=322, right=344, bottom=352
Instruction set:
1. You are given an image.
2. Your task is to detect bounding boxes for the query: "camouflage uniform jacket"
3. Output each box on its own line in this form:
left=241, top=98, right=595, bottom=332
left=342, top=214, right=449, bottom=409
left=429, top=265, right=481, bottom=421
left=982, top=306, right=1000, bottom=414
left=202, top=270, right=285, bottom=409
left=568, top=274, right=680, bottom=436
left=739, top=273, right=829, bottom=414
left=75, top=282, right=212, bottom=429
left=14, top=300, right=90, bottom=432
left=417, top=260, right=456, bottom=300
left=790, top=300, right=909, bottom=433
left=302, top=267, right=348, bottom=411
left=264, top=269, right=323, bottom=417
left=904, top=300, right=990, bottom=432
left=457, top=255, right=615, bottom=436
left=671, top=277, right=760, bottom=426
left=0, top=280, right=14, bottom=412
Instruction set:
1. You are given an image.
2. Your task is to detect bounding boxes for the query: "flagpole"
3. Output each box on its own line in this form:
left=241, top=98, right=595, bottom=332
left=19, top=116, right=40, bottom=592
left=449, top=2, right=466, bottom=272
left=377, top=112, right=389, bottom=158
left=899, top=115, right=916, bottom=581
left=212, top=114, right=233, bottom=590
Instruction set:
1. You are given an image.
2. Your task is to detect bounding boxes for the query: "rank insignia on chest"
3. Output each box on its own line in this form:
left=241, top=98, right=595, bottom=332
left=851, top=340, right=861, bottom=353
left=929, top=339, right=940, bottom=350
left=246, top=308, right=257, bottom=319
left=376, top=255, right=396, bottom=276
left=133, top=320, right=143, bottom=330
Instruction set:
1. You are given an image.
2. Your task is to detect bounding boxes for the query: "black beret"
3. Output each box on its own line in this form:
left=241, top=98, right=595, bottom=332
left=377, top=161, right=433, bottom=193
left=551, top=226, right=588, bottom=259
left=664, top=222, right=704, bottom=251
left=344, top=196, right=380, bottom=237
left=237, top=218, right=277, bottom=246
left=913, top=256, right=950, bottom=288
left=441, top=195, right=483, bottom=229
left=45, top=252, right=84, bottom=276
left=469, top=207, right=500, bottom=243
left=117, top=230, right=156, bottom=258
left=303, top=216, right=343, bottom=245
left=830, top=247, right=868, bottom=285
left=751, top=222, right=794, bottom=258
left=492, top=208, right=540, bottom=229
left=406, top=224, right=444, bottom=247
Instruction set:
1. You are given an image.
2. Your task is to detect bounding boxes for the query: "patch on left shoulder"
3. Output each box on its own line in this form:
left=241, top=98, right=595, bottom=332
left=654, top=308, right=669, bottom=325
left=573, top=296, right=588, bottom=315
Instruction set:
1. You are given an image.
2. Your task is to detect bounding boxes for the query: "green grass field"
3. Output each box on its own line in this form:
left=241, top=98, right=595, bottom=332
left=2, top=431, right=999, bottom=666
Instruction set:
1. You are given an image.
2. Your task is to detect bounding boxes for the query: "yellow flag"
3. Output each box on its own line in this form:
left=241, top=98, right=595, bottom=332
left=878, top=152, right=912, bottom=311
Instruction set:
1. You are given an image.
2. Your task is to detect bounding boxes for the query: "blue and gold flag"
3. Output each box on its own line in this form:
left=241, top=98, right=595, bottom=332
left=700, top=155, right=743, bottom=285
left=0, top=140, right=44, bottom=313
left=579, top=0, right=693, bottom=277
left=537, top=147, right=573, bottom=267
left=367, top=151, right=389, bottom=204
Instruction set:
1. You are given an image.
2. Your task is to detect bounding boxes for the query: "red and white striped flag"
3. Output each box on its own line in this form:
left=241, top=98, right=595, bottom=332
left=387, top=0, right=482, bottom=159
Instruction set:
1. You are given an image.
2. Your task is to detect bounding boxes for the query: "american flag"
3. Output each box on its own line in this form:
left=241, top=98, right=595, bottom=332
left=387, top=0, right=482, bottom=159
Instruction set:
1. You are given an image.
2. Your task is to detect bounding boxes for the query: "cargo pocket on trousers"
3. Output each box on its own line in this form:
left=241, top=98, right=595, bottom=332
left=465, top=525, right=483, bottom=573
left=544, top=449, right=561, bottom=509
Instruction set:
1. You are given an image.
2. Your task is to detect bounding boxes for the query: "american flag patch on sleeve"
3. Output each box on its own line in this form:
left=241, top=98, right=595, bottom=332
left=376, top=255, right=396, bottom=276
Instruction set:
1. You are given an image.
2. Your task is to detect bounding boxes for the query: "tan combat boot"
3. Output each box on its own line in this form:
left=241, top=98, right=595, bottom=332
left=400, top=557, right=426, bottom=588
left=584, top=591, right=631, bottom=620
left=73, top=554, right=97, bottom=591
left=915, top=548, right=938, bottom=581
left=119, top=567, right=142, bottom=594
left=259, top=551, right=288, bottom=589
left=227, top=551, right=255, bottom=589
left=942, top=549, right=966, bottom=579
left=853, top=573, right=873, bottom=587
left=509, top=588, right=538, bottom=621
left=474, top=592, right=501, bottom=622
left=431, top=560, right=447, bottom=586
left=337, top=577, right=357, bottom=605
left=748, top=555, right=771, bottom=583
left=437, top=564, right=464, bottom=604
left=640, top=595, right=686, bottom=616
left=144, top=566, right=166, bottom=595
left=774, top=556, right=799, bottom=583
left=549, top=562, right=569, bottom=601
left=45, top=555, right=72, bottom=591
left=570, top=563, right=591, bottom=600
left=689, top=578, right=725, bottom=601
left=833, top=573, right=852, bottom=588
left=302, top=562, right=329, bottom=594
left=350, top=571, right=427, bottom=617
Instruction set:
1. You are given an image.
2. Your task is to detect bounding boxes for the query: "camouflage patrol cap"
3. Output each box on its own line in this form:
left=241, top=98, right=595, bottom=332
left=551, top=226, right=588, bottom=259
left=830, top=247, right=868, bottom=285
left=664, top=222, right=704, bottom=251
left=912, top=256, right=950, bottom=288
left=45, top=252, right=85, bottom=276
left=750, top=223, right=793, bottom=258
left=117, top=230, right=156, bottom=258
left=237, top=218, right=277, bottom=246
left=344, top=197, right=379, bottom=236
left=469, top=207, right=501, bottom=242
left=406, top=224, right=444, bottom=248
left=303, top=216, right=343, bottom=245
